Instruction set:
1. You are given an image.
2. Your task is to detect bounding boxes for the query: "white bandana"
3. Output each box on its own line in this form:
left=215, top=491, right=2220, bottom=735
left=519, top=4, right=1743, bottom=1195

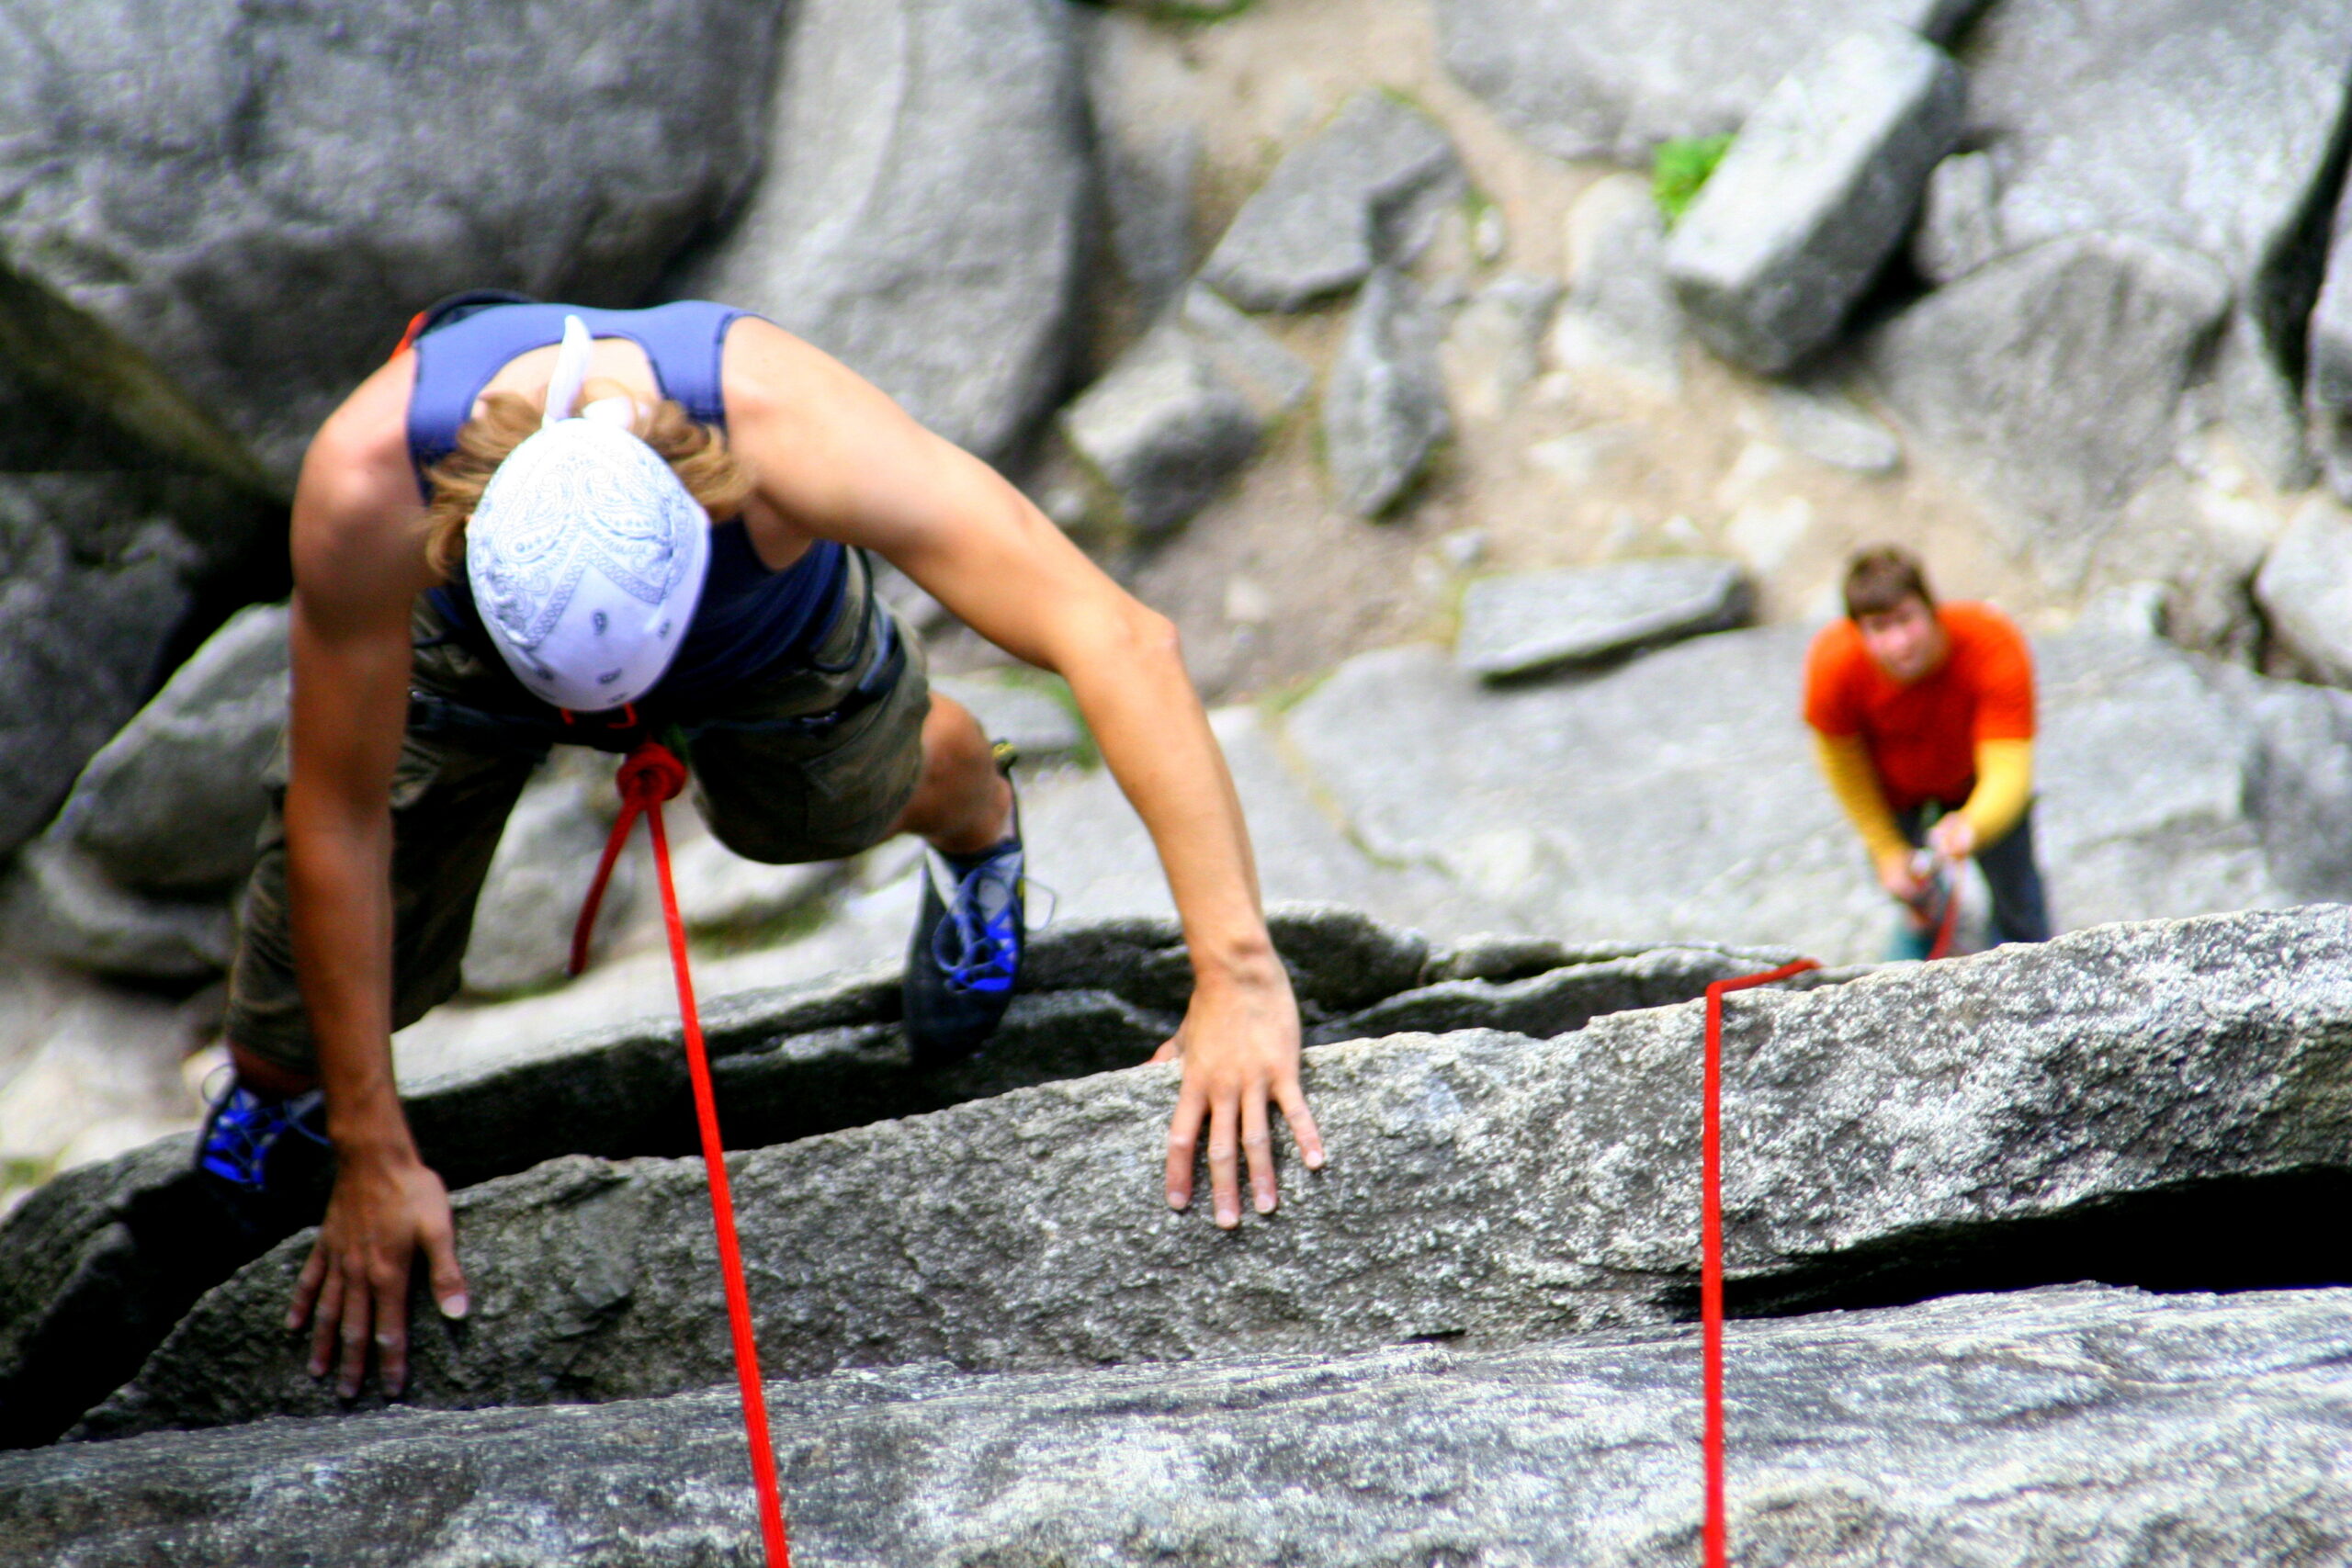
left=465, top=316, right=709, bottom=712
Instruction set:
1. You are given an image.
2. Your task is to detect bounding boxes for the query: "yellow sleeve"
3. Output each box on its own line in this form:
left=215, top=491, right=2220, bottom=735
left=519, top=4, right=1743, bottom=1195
left=1959, top=738, right=2032, bottom=847
left=1811, top=731, right=1909, bottom=867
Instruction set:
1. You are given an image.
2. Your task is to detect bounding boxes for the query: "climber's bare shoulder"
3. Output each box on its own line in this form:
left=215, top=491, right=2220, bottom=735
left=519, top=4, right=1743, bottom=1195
left=292, top=351, right=436, bottom=626
left=716, top=315, right=988, bottom=544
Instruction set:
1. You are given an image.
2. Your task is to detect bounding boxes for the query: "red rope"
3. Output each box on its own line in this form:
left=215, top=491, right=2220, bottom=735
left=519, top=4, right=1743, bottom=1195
left=1702, top=957, right=1820, bottom=1568
left=582, top=740, right=790, bottom=1566
left=1926, top=863, right=1962, bottom=962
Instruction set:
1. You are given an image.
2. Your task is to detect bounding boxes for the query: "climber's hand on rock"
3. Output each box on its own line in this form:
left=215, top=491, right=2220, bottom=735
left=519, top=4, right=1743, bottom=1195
left=290, top=1145, right=468, bottom=1400
left=1928, top=815, right=1977, bottom=863
left=1153, top=954, right=1322, bottom=1228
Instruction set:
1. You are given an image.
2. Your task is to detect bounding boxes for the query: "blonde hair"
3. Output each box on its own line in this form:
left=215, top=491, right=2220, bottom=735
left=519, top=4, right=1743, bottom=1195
left=420, top=377, right=754, bottom=579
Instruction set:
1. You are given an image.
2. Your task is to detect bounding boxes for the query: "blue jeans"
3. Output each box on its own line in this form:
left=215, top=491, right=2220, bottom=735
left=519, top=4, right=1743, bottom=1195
left=1895, top=801, right=2052, bottom=948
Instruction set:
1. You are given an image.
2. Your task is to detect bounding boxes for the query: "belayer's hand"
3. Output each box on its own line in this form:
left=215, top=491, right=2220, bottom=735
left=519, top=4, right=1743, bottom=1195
left=1875, top=848, right=1926, bottom=903
left=1151, top=954, right=1324, bottom=1227
left=290, top=1146, right=469, bottom=1399
left=1928, top=814, right=1977, bottom=863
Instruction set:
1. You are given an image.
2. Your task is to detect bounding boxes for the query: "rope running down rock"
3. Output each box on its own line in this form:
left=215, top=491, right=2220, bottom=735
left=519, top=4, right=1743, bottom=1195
left=574, top=739, right=792, bottom=1567
left=1702, top=957, right=1821, bottom=1568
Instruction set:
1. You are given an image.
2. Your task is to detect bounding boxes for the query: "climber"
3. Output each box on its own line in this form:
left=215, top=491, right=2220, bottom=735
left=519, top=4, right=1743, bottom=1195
left=1804, top=545, right=2052, bottom=960
left=195, top=295, right=1323, bottom=1402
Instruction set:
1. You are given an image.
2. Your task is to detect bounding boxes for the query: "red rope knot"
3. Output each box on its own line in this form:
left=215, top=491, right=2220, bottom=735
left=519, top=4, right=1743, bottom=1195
left=615, top=739, right=689, bottom=810
left=569, top=740, right=690, bottom=978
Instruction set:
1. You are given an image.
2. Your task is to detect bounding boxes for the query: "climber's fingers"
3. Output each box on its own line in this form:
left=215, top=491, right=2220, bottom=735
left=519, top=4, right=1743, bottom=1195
left=1205, top=1091, right=1243, bottom=1230
left=1241, top=1092, right=1277, bottom=1217
left=1165, top=1070, right=1205, bottom=1213
left=1273, top=1071, right=1325, bottom=1178
left=290, top=1234, right=329, bottom=1331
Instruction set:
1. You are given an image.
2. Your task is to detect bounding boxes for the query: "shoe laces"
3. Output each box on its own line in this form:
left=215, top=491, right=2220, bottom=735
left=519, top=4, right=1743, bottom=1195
left=198, top=1083, right=328, bottom=1192
left=930, top=842, right=1024, bottom=995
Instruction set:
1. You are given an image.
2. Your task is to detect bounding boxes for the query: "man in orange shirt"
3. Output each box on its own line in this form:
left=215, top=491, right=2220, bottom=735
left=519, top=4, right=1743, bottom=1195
left=1804, top=547, right=2052, bottom=958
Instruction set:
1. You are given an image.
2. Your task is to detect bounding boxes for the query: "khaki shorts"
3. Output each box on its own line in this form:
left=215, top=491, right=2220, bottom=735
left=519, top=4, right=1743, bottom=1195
left=225, top=550, right=929, bottom=1076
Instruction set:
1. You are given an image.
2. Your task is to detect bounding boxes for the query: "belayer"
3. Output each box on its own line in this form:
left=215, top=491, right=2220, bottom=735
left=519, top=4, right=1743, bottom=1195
left=1804, top=546, right=2053, bottom=960
left=197, top=297, right=1324, bottom=1399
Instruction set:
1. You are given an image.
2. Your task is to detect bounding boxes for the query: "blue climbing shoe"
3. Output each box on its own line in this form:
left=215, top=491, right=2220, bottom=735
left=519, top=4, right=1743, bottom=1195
left=195, top=1078, right=330, bottom=1196
left=903, top=744, right=1023, bottom=1067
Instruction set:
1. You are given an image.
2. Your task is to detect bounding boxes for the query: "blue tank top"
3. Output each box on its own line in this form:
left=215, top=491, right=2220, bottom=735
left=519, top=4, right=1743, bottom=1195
left=409, top=299, right=848, bottom=709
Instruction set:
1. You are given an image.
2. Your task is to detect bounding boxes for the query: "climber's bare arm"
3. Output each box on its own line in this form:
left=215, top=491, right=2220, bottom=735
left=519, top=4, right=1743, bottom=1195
left=724, top=320, right=1326, bottom=1225
left=270, top=365, right=469, bottom=1398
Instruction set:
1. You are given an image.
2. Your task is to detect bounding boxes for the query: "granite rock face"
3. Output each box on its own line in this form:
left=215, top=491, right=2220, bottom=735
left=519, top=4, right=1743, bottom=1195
left=1283, top=625, right=2352, bottom=962
left=0, top=907, right=1763, bottom=1447
left=678, top=0, right=1091, bottom=461
left=1454, top=558, right=1753, bottom=681
left=1199, top=92, right=1463, bottom=313
left=1866, top=234, right=2232, bottom=564
left=0, top=837, right=233, bottom=983
left=2255, top=497, right=2352, bottom=689
left=1910, top=149, right=2004, bottom=286
left=1058, top=318, right=1265, bottom=535
left=0, top=479, right=205, bottom=858
left=1665, top=24, right=1963, bottom=374
left=1951, top=0, right=2352, bottom=473
left=1769, top=383, right=1903, bottom=474
left=2307, top=178, right=2352, bottom=502
left=83, top=907, right=2352, bottom=1434
left=45, top=602, right=287, bottom=897
left=1436, top=0, right=1989, bottom=164
left=0, top=0, right=782, bottom=490
left=11, top=1286, right=2352, bottom=1566
left=1322, top=268, right=1451, bottom=517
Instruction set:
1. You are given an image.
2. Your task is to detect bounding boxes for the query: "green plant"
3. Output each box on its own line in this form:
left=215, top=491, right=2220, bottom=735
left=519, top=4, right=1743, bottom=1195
left=1652, top=134, right=1735, bottom=225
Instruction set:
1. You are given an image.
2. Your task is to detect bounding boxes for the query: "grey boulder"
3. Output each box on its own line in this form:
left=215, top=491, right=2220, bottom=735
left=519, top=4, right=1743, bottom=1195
left=1666, top=24, right=1963, bottom=374
left=1175, top=284, right=1317, bottom=415
left=10, top=1285, right=2352, bottom=1566
left=930, top=671, right=1087, bottom=762
left=82, top=906, right=2352, bottom=1435
left=1769, top=382, right=1902, bottom=474
left=47, top=602, right=287, bottom=897
left=1909, top=148, right=2004, bottom=286
left=1454, top=558, right=1753, bottom=681
left=1865, top=234, right=2231, bottom=566
left=677, top=0, right=1091, bottom=461
left=1436, top=0, right=1990, bottom=164
left=0, top=479, right=208, bottom=858
left=2305, top=178, right=2352, bottom=502
left=1951, top=0, right=2352, bottom=477
left=0, top=0, right=783, bottom=490
left=1199, top=91, right=1463, bottom=313
left=1322, top=268, right=1450, bottom=518
left=1058, top=318, right=1265, bottom=535
left=1060, top=287, right=1312, bottom=535
left=2255, top=497, right=2352, bottom=688
left=0, top=837, right=232, bottom=983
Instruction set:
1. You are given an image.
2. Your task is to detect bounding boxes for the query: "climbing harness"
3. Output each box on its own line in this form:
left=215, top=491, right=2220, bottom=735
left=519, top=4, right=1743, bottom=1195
left=1700, top=957, right=1820, bottom=1568
left=574, top=739, right=791, bottom=1567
